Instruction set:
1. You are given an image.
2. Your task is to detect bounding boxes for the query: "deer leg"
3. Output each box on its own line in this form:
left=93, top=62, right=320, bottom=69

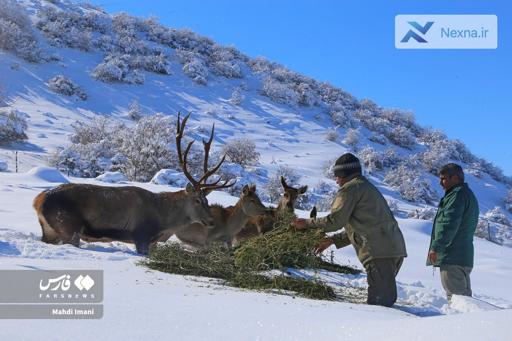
left=135, top=241, right=150, bottom=255
left=232, top=224, right=258, bottom=246
left=44, top=208, right=84, bottom=247
left=39, top=219, right=62, bottom=244
left=133, top=225, right=158, bottom=255
left=60, top=226, right=82, bottom=247
left=157, top=230, right=174, bottom=243
left=179, top=238, right=207, bottom=250
left=69, top=232, right=81, bottom=247
left=176, top=223, right=208, bottom=248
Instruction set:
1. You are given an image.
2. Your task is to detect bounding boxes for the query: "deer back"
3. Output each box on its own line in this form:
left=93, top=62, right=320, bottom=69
left=37, top=184, right=212, bottom=239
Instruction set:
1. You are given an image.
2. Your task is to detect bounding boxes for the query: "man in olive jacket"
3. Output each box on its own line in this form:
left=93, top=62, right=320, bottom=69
left=427, top=163, right=479, bottom=300
left=293, top=153, right=407, bottom=307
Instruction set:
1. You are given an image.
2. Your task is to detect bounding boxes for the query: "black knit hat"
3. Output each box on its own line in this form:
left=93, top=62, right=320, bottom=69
left=333, top=153, right=361, bottom=178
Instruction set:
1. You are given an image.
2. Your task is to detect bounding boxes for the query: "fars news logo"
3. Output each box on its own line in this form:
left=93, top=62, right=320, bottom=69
left=395, top=15, right=497, bottom=49
left=39, top=274, right=95, bottom=292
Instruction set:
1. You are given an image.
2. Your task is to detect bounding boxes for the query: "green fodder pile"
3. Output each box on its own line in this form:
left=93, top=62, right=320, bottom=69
left=143, top=210, right=360, bottom=301
left=233, top=211, right=359, bottom=275
left=145, top=242, right=236, bottom=280
left=230, top=272, right=337, bottom=300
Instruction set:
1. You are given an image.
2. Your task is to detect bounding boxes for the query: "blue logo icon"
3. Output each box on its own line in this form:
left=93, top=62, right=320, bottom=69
left=401, top=21, right=434, bottom=43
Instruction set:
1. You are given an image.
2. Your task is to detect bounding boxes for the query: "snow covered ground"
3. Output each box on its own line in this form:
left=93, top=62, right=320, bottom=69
left=0, top=168, right=511, bottom=340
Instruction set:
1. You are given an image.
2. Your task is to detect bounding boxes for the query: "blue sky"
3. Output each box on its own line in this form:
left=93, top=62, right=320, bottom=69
left=88, top=0, right=511, bottom=176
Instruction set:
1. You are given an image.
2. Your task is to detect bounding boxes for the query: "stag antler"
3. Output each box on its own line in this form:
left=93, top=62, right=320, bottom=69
left=176, top=112, right=235, bottom=192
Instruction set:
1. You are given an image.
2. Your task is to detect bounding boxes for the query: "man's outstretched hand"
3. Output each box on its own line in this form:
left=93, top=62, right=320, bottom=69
left=314, top=238, right=334, bottom=254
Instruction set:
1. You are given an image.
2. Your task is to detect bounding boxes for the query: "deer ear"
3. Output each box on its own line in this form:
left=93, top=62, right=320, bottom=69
left=202, top=188, right=213, bottom=196
left=280, top=176, right=287, bottom=188
left=242, top=185, right=249, bottom=195
left=299, top=185, right=308, bottom=194
left=249, top=184, right=256, bottom=193
left=186, top=183, right=194, bottom=193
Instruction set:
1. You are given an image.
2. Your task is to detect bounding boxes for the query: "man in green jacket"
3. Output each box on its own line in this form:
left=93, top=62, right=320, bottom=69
left=293, top=153, right=407, bottom=307
left=427, top=163, right=479, bottom=300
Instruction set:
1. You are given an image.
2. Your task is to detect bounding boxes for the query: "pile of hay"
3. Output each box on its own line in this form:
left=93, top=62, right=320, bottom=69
left=145, top=242, right=236, bottom=280
left=234, top=211, right=359, bottom=275
left=143, top=210, right=360, bottom=300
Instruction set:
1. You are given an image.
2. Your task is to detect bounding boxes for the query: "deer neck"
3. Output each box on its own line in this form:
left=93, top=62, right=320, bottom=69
left=276, top=200, right=293, bottom=213
left=157, top=191, right=191, bottom=230
left=225, top=200, right=252, bottom=233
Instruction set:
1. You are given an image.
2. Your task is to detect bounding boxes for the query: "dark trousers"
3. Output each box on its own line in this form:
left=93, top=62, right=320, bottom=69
left=440, top=264, right=472, bottom=300
left=364, top=257, right=404, bottom=307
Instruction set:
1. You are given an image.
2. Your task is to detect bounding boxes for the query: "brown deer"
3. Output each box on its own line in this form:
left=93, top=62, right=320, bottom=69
left=33, top=113, right=234, bottom=254
left=232, top=176, right=307, bottom=245
left=174, top=184, right=267, bottom=249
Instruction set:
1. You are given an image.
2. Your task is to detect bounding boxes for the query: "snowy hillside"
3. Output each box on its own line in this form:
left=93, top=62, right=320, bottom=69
left=0, top=0, right=512, bottom=339
left=0, top=1, right=510, bottom=214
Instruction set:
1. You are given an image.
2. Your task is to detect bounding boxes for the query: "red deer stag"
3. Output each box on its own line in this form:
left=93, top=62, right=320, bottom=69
left=232, top=176, right=307, bottom=245
left=175, top=184, right=266, bottom=249
left=33, top=113, right=234, bottom=254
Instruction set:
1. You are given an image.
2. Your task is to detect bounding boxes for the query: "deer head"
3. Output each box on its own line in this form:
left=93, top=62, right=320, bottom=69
left=175, top=113, right=235, bottom=226
left=239, top=184, right=267, bottom=216
left=278, top=176, right=308, bottom=211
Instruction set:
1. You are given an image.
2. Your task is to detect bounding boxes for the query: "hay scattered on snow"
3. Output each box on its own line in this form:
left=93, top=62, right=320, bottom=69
left=145, top=242, right=236, bottom=280
left=143, top=210, right=360, bottom=300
